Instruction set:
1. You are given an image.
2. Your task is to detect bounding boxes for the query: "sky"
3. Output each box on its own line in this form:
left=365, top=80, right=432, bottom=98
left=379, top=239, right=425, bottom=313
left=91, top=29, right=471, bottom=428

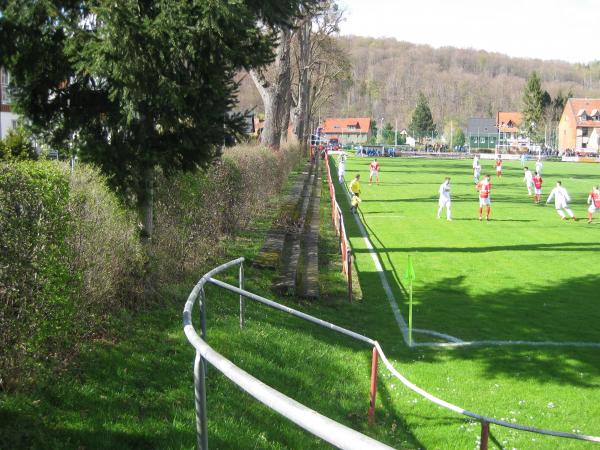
left=338, top=0, right=598, bottom=64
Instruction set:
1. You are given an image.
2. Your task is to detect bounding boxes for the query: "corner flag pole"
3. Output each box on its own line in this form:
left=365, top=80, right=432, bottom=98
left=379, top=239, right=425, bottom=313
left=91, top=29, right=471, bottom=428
left=404, top=255, right=416, bottom=346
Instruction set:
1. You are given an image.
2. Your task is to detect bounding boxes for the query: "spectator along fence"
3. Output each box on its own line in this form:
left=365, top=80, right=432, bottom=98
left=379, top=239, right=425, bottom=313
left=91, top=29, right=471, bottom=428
left=324, top=151, right=353, bottom=302
left=183, top=258, right=600, bottom=450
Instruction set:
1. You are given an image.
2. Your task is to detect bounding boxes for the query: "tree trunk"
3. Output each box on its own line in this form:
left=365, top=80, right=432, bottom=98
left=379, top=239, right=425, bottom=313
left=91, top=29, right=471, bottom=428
left=138, top=165, right=155, bottom=240
left=250, top=28, right=292, bottom=150
left=293, top=18, right=311, bottom=150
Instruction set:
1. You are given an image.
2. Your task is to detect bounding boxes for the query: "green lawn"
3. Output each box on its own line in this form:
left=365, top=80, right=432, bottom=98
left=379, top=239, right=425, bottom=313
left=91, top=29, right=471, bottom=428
left=333, top=155, right=600, bottom=449
left=2, top=159, right=599, bottom=450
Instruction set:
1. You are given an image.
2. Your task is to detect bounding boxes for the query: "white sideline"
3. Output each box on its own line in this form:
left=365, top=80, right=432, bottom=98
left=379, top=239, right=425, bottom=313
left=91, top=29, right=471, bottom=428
left=336, top=162, right=600, bottom=350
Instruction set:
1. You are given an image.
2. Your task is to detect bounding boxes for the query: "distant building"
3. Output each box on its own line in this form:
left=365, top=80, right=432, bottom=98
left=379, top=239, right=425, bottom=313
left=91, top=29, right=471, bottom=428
left=466, top=118, right=497, bottom=150
left=1, top=68, right=20, bottom=139
left=558, top=98, right=600, bottom=154
left=497, top=112, right=529, bottom=150
left=321, top=117, right=372, bottom=144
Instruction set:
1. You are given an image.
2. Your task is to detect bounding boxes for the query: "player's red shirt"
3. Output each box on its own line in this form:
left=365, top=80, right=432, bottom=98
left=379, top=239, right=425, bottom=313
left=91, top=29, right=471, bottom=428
left=496, top=159, right=502, bottom=167
left=533, top=175, right=543, bottom=189
left=370, top=161, right=379, bottom=171
left=477, top=180, right=491, bottom=198
left=590, top=190, right=600, bottom=207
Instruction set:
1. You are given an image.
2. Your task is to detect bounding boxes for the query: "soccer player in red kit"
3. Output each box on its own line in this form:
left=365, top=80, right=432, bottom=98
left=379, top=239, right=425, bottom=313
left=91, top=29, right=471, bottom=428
left=369, top=159, right=380, bottom=185
left=587, top=185, right=600, bottom=223
left=476, top=174, right=492, bottom=221
left=532, top=172, right=543, bottom=204
left=495, top=155, right=502, bottom=178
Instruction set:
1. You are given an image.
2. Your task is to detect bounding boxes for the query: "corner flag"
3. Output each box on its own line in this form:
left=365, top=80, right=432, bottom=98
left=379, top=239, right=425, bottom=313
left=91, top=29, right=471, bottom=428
left=403, top=255, right=416, bottom=282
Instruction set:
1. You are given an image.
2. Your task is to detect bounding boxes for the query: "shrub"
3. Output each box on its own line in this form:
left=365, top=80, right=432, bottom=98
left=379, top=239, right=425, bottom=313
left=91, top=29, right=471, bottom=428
left=0, top=161, right=73, bottom=389
left=0, top=161, right=143, bottom=390
left=151, top=142, right=303, bottom=284
left=0, top=127, right=38, bottom=161
left=68, top=165, right=144, bottom=317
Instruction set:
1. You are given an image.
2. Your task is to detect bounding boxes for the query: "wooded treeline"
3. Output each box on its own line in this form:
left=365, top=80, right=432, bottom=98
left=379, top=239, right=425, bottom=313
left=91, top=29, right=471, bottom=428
left=238, top=35, right=600, bottom=130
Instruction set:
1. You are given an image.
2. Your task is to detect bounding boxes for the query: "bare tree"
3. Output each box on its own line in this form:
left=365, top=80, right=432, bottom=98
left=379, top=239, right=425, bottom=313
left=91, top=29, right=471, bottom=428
left=291, top=2, right=348, bottom=146
left=250, top=28, right=293, bottom=149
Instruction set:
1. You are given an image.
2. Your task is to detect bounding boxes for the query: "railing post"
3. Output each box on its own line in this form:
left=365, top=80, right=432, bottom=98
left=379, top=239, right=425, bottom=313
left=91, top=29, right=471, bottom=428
left=195, top=288, right=208, bottom=450
left=347, top=247, right=352, bottom=303
left=368, top=346, right=378, bottom=425
left=194, top=351, right=208, bottom=450
left=480, top=421, right=490, bottom=450
left=239, top=261, right=245, bottom=329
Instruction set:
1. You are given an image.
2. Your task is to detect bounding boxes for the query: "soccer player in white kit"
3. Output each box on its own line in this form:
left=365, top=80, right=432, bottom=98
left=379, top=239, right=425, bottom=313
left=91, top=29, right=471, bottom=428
left=535, top=158, right=543, bottom=175
left=337, top=153, right=346, bottom=183
left=523, top=166, right=533, bottom=196
left=546, top=181, right=576, bottom=220
left=437, top=177, right=452, bottom=221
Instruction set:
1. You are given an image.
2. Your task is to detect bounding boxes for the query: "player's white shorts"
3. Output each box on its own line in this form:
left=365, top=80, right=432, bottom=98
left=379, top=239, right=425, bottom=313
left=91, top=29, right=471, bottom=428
left=526, top=181, right=533, bottom=189
left=496, top=166, right=502, bottom=172
left=534, top=188, right=542, bottom=195
left=479, top=197, right=491, bottom=207
left=370, top=170, right=378, bottom=177
left=438, top=197, right=451, bottom=207
left=589, top=203, right=598, bottom=214
left=555, top=200, right=568, bottom=210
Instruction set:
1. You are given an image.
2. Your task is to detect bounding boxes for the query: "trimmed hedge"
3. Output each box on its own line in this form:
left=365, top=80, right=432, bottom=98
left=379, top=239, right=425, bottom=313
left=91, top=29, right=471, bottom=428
left=0, top=143, right=301, bottom=389
left=152, top=143, right=303, bottom=285
left=0, top=162, right=143, bottom=390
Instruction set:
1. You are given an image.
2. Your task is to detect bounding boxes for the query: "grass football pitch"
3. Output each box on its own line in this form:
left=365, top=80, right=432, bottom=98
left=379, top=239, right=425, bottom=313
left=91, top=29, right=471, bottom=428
left=333, top=156, right=600, bottom=448
left=342, top=156, right=600, bottom=344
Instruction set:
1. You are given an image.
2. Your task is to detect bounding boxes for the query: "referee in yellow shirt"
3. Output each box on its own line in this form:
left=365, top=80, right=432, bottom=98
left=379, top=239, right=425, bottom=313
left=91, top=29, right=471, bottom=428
left=349, top=174, right=361, bottom=214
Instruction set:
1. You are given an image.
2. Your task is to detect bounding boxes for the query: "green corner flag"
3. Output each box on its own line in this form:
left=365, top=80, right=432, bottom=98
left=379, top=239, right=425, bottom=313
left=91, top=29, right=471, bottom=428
left=403, top=255, right=416, bottom=346
left=403, top=255, right=416, bottom=282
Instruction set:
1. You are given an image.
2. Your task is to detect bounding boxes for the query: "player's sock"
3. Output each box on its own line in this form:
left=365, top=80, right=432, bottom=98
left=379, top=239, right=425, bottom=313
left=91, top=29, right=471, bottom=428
left=588, top=212, right=593, bottom=223
left=486, top=206, right=490, bottom=219
left=479, top=207, right=482, bottom=220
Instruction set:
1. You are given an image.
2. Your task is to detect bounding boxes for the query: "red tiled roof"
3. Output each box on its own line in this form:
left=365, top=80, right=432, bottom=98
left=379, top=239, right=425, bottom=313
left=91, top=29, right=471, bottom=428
left=497, top=112, right=523, bottom=133
left=567, top=98, right=600, bottom=118
left=322, top=117, right=371, bottom=134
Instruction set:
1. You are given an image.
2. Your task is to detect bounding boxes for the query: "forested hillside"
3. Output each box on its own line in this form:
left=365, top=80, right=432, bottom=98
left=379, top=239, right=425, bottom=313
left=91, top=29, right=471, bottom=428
left=237, top=35, right=600, bottom=130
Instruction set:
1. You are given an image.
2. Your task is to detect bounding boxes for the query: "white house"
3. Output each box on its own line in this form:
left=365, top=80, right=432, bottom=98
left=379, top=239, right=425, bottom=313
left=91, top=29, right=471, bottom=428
left=1, top=68, right=20, bottom=139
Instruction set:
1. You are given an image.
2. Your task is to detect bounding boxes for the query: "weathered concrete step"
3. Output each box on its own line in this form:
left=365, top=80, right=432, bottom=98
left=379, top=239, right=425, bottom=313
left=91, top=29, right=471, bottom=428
left=254, top=162, right=310, bottom=269
left=301, top=166, right=321, bottom=299
left=274, top=160, right=316, bottom=293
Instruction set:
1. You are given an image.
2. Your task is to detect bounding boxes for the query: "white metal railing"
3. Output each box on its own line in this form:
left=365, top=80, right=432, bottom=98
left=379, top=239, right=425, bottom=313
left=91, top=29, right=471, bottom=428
left=183, top=258, right=600, bottom=449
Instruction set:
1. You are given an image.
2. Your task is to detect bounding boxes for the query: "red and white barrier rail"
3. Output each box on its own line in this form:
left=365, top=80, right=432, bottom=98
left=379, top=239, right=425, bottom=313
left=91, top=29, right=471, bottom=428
left=324, top=152, right=353, bottom=302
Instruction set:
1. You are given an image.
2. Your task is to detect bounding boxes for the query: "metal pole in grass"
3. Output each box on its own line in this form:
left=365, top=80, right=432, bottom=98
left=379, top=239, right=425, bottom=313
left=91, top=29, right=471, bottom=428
left=403, top=255, right=416, bottom=346
left=480, top=421, right=490, bottom=450
left=368, top=346, right=378, bottom=425
left=195, top=288, right=208, bottom=450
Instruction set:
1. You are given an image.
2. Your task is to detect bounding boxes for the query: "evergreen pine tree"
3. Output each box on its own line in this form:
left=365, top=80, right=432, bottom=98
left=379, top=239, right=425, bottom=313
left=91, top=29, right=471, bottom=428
left=0, top=0, right=317, bottom=237
left=408, top=92, right=436, bottom=140
left=522, top=71, right=545, bottom=142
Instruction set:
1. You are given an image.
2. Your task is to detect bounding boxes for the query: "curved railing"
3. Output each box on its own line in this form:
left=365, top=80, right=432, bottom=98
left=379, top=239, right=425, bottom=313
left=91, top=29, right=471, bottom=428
left=183, top=258, right=600, bottom=449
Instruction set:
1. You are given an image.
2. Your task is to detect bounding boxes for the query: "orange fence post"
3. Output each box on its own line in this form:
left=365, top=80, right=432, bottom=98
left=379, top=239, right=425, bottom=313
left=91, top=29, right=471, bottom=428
left=347, top=247, right=352, bottom=303
left=480, top=421, right=490, bottom=450
left=368, top=346, right=378, bottom=425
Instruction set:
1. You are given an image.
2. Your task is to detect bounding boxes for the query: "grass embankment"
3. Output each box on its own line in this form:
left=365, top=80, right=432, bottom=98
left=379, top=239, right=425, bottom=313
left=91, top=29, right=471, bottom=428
left=333, top=156, right=600, bottom=449
left=0, top=164, right=417, bottom=449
